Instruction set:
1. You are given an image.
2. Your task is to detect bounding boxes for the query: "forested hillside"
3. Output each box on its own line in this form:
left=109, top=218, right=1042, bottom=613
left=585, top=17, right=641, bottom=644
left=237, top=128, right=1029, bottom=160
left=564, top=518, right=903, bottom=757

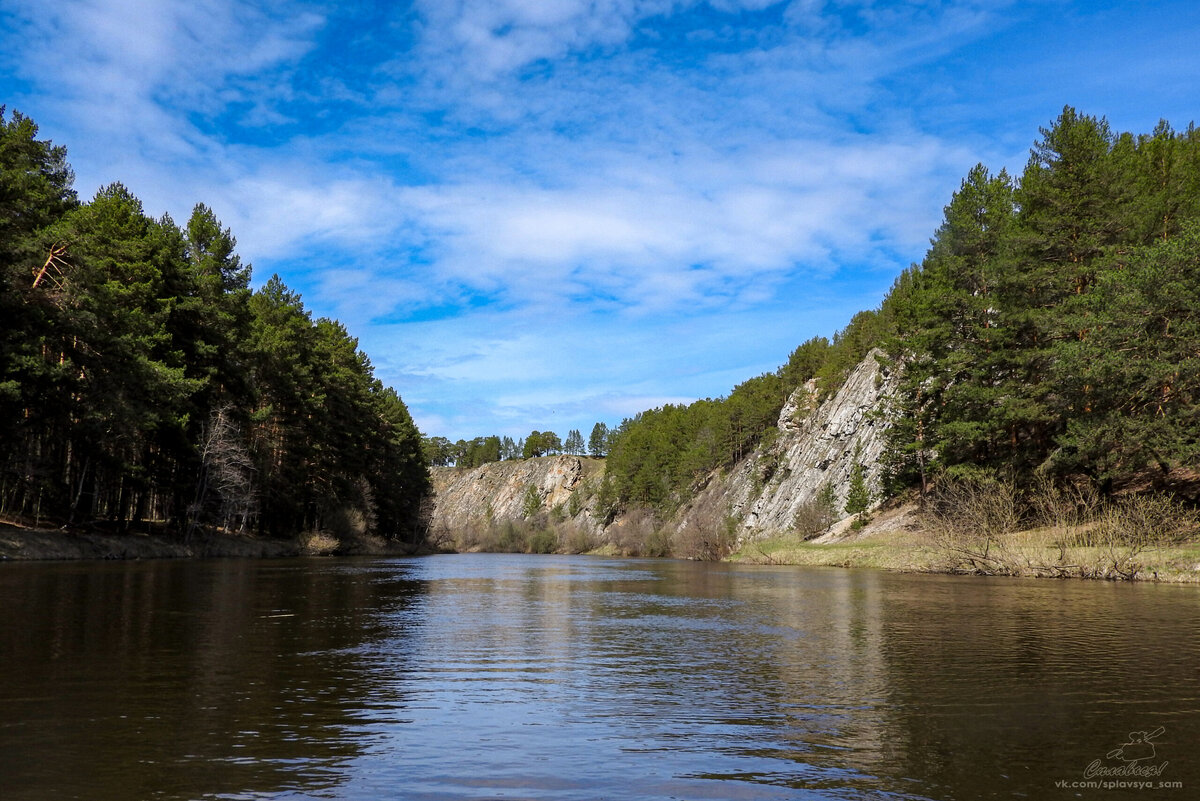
left=601, top=107, right=1200, bottom=517
left=0, top=108, right=428, bottom=540
left=882, top=107, right=1200, bottom=493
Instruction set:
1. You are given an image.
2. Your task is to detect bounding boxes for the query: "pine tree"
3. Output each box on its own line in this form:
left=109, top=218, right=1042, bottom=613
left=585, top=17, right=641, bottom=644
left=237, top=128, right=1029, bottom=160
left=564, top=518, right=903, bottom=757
left=844, top=459, right=872, bottom=525
left=1052, top=221, right=1200, bottom=482
left=521, top=484, right=542, bottom=518
left=996, top=107, right=1124, bottom=470
left=588, top=422, right=609, bottom=457
left=883, top=164, right=1016, bottom=482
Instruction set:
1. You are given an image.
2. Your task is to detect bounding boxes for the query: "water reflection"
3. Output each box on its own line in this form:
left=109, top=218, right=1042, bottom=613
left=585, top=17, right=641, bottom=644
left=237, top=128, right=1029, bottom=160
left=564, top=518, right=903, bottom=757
left=0, top=558, right=425, bottom=800
left=1, top=555, right=1198, bottom=800
left=876, top=575, right=1200, bottom=798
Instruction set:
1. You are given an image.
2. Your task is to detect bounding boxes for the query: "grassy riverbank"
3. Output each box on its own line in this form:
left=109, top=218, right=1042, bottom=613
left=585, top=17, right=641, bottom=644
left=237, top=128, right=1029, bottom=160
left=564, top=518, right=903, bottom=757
left=729, top=502, right=1200, bottom=583
left=733, top=533, right=1200, bottom=582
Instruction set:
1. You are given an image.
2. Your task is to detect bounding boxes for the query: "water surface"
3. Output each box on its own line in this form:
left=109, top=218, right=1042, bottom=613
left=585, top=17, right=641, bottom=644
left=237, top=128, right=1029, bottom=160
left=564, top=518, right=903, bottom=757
left=2, top=554, right=1197, bottom=799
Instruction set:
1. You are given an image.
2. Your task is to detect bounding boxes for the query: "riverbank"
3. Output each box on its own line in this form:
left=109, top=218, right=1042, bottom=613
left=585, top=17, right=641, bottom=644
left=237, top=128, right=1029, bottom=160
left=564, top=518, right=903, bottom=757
left=7, top=514, right=1199, bottom=584
left=729, top=501, right=1200, bottom=582
left=0, top=522, right=425, bottom=562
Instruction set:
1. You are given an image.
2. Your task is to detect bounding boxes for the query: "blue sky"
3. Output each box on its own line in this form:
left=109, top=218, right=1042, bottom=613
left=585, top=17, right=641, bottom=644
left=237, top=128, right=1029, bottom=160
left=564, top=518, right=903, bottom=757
left=2, top=0, right=1198, bottom=443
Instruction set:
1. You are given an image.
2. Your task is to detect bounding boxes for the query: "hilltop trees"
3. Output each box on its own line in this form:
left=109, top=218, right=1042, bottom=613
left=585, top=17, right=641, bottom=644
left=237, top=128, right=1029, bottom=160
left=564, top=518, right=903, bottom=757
left=599, top=304, right=889, bottom=514
left=588, top=423, right=610, bottom=456
left=0, top=110, right=428, bottom=539
left=523, top=430, right=563, bottom=458
left=423, top=423, right=617, bottom=467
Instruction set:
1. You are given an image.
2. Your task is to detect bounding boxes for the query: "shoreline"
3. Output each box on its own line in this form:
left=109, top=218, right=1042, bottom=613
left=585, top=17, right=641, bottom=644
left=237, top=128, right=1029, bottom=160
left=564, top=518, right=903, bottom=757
left=729, top=536, right=1200, bottom=583
left=5, top=518, right=1199, bottom=584
left=727, top=503, right=1200, bottom=583
left=0, top=522, right=424, bottom=562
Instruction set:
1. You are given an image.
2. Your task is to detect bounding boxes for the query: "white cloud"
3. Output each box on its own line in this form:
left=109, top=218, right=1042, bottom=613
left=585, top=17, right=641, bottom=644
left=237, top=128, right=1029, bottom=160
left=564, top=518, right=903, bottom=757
left=413, top=0, right=678, bottom=79
left=217, top=170, right=402, bottom=255
left=375, top=133, right=962, bottom=318
left=7, top=0, right=320, bottom=118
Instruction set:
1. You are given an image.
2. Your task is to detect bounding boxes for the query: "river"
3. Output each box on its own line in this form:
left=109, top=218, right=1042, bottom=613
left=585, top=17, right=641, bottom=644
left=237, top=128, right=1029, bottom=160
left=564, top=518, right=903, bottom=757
left=1, top=554, right=1197, bottom=799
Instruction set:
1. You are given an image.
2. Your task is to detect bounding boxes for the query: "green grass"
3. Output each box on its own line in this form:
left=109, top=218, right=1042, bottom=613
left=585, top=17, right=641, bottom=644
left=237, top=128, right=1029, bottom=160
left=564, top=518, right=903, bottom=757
left=730, top=527, right=1200, bottom=582
left=731, top=529, right=937, bottom=572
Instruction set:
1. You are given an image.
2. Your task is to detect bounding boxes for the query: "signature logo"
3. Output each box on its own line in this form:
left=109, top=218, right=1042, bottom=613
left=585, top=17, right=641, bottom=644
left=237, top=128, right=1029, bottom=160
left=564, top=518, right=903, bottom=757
left=1084, top=726, right=1170, bottom=779
left=1056, top=726, right=1182, bottom=791
left=1107, top=727, right=1165, bottom=763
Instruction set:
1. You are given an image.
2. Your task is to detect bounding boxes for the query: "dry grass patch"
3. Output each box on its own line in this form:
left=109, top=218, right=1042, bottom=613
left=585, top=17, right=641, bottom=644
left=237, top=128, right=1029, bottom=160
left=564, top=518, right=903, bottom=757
left=923, top=475, right=1200, bottom=580
left=733, top=526, right=936, bottom=571
left=299, top=530, right=340, bottom=556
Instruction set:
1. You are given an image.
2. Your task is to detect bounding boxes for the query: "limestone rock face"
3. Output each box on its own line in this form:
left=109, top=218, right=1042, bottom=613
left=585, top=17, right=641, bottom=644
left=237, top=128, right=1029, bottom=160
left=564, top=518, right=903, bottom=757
left=429, top=455, right=603, bottom=532
left=672, top=348, right=898, bottom=539
left=426, top=350, right=898, bottom=543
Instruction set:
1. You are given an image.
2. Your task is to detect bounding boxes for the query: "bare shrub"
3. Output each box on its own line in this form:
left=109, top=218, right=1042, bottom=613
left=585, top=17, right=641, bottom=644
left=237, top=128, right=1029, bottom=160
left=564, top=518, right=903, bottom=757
left=1078, top=494, right=1200, bottom=579
left=450, top=516, right=566, bottom=554
left=562, top=523, right=598, bottom=554
left=923, top=473, right=1023, bottom=574
left=793, top=484, right=838, bottom=540
left=609, top=507, right=666, bottom=556
left=926, top=473, right=1021, bottom=536
left=299, top=530, right=340, bottom=555
left=426, top=521, right=455, bottom=551
left=493, top=520, right=526, bottom=552
left=527, top=526, right=559, bottom=554
left=1096, top=494, right=1198, bottom=547
left=641, top=527, right=674, bottom=558
left=927, top=473, right=1198, bottom=580
left=1027, top=475, right=1100, bottom=545
left=673, top=518, right=737, bottom=561
left=452, top=523, right=484, bottom=551
left=324, top=506, right=366, bottom=540
left=191, top=405, right=257, bottom=537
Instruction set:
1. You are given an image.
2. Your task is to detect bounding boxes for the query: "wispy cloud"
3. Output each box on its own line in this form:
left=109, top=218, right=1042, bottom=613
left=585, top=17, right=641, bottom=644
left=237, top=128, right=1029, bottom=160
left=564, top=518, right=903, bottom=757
left=385, top=133, right=966, bottom=315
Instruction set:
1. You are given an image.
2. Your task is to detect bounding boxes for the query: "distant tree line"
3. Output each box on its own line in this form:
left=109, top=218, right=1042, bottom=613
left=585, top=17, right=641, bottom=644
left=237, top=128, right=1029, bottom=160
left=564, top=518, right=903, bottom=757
left=0, top=108, right=428, bottom=540
left=424, top=422, right=616, bottom=468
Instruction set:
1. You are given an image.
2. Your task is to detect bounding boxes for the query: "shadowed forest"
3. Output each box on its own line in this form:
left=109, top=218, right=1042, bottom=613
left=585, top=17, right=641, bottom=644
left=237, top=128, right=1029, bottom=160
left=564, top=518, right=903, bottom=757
left=0, top=108, right=427, bottom=541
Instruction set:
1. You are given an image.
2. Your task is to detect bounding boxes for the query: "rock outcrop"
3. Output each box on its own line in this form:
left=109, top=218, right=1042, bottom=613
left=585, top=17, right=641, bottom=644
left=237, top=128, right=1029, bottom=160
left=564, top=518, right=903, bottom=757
left=429, top=455, right=605, bottom=534
left=666, top=348, right=897, bottom=540
left=427, top=350, right=898, bottom=543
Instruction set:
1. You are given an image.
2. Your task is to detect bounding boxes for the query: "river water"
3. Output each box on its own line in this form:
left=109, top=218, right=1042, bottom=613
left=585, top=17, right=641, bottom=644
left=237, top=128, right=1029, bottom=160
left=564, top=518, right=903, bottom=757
left=1, top=554, right=1197, bottom=800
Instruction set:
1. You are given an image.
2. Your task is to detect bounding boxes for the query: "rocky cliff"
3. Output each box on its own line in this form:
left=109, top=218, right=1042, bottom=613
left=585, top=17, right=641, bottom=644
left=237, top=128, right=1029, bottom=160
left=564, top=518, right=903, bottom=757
left=428, top=455, right=606, bottom=536
left=671, top=348, right=897, bottom=540
left=427, top=350, right=897, bottom=543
